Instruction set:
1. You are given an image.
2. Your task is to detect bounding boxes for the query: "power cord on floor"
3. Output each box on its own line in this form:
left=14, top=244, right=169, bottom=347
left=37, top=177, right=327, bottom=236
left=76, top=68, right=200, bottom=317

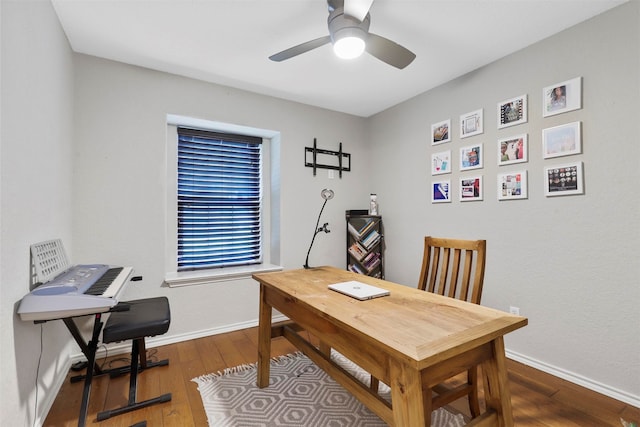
left=33, top=323, right=44, bottom=427
left=71, top=346, right=158, bottom=372
left=107, top=348, right=158, bottom=369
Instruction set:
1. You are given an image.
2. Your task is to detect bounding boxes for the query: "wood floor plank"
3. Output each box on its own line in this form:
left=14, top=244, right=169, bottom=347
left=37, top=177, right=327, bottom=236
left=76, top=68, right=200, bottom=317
left=193, top=335, right=226, bottom=374
left=44, top=327, right=640, bottom=427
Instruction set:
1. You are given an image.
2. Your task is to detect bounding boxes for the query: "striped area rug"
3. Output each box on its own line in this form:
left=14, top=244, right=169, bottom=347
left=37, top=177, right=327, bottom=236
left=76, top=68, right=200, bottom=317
left=193, top=351, right=467, bottom=426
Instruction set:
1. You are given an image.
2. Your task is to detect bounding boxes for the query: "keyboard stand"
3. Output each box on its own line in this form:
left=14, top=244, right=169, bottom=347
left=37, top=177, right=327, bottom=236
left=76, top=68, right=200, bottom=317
left=62, top=317, right=105, bottom=378
left=80, top=313, right=104, bottom=427
left=42, top=313, right=106, bottom=427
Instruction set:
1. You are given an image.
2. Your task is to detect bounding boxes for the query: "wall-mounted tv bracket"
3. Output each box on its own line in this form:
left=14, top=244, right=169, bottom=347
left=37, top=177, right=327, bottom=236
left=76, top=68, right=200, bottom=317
left=305, top=138, right=351, bottom=178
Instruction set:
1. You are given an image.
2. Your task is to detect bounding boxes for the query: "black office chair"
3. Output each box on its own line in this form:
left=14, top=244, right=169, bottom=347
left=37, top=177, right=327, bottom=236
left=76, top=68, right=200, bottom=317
left=97, top=297, right=172, bottom=423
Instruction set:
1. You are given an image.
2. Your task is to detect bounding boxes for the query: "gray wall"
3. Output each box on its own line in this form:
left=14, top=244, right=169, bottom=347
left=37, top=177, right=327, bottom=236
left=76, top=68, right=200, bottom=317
left=1, top=1, right=76, bottom=425
left=368, top=1, right=639, bottom=403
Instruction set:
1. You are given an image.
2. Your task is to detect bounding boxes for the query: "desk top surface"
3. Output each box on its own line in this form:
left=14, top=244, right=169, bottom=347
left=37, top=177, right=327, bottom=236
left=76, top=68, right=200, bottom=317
left=254, top=266, right=527, bottom=366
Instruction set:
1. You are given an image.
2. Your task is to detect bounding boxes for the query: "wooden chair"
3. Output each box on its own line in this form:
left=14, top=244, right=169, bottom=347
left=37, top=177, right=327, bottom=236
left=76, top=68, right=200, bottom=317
left=418, top=236, right=486, bottom=305
left=370, top=236, right=487, bottom=418
left=420, top=236, right=486, bottom=417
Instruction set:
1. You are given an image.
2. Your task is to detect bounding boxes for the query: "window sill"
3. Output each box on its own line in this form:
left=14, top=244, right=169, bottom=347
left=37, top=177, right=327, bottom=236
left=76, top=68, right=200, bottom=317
left=165, top=263, right=283, bottom=288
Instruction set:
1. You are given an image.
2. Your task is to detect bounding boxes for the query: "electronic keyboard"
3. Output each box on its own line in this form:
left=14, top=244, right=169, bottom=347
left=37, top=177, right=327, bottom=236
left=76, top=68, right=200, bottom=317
left=18, top=264, right=133, bottom=321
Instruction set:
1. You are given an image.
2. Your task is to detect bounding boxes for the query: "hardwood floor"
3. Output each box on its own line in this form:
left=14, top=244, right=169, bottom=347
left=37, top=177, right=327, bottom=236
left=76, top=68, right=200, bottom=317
left=44, top=327, right=639, bottom=426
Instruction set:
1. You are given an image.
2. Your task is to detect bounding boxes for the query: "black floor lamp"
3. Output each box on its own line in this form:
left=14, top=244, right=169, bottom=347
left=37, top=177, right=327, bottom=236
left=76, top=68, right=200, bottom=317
left=303, top=188, right=334, bottom=269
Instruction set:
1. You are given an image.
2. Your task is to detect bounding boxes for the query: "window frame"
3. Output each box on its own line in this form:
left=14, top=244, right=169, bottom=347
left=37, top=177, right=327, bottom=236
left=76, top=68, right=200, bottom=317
left=165, top=115, right=281, bottom=287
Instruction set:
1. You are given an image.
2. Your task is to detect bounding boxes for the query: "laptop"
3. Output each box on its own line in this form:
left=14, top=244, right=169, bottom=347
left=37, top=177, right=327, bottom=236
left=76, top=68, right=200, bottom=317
left=328, top=280, right=390, bottom=301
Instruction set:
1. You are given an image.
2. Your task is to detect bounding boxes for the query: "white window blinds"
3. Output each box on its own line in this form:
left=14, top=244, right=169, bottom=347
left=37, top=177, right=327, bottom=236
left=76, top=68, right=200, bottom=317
left=177, top=127, right=262, bottom=271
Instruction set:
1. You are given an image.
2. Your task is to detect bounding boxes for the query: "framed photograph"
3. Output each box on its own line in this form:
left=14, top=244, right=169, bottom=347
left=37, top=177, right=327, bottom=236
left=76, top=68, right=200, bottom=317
left=431, top=119, right=451, bottom=145
left=498, top=134, right=528, bottom=166
left=542, top=121, right=581, bottom=159
left=460, top=144, right=483, bottom=171
left=544, top=162, right=584, bottom=197
left=460, top=109, right=483, bottom=138
left=497, top=95, right=527, bottom=129
left=543, top=77, right=582, bottom=117
left=497, top=171, right=528, bottom=200
left=431, top=180, right=451, bottom=203
left=459, top=176, right=483, bottom=202
left=431, top=150, right=452, bottom=175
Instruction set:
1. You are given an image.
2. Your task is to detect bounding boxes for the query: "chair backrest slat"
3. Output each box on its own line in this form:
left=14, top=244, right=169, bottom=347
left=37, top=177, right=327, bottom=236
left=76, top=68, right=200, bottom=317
left=418, top=236, right=486, bottom=304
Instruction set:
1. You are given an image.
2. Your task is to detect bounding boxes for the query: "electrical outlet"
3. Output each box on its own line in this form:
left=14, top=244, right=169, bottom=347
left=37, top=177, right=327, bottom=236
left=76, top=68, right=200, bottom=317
left=328, top=170, right=335, bottom=179
left=509, top=306, right=520, bottom=315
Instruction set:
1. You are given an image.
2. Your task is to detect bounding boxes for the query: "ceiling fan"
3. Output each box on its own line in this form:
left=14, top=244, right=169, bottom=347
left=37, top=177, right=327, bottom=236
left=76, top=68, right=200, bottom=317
left=269, top=0, right=416, bottom=69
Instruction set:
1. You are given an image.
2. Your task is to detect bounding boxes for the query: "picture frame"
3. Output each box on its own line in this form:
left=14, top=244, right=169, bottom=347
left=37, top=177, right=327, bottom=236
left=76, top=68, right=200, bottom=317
left=544, top=161, right=584, bottom=197
left=497, top=94, right=527, bottom=129
left=497, top=171, right=528, bottom=200
left=431, top=150, right=452, bottom=175
left=459, top=176, right=483, bottom=202
left=460, top=109, right=483, bottom=138
left=542, top=121, right=581, bottom=159
left=498, top=134, right=528, bottom=166
left=543, top=77, right=582, bottom=117
left=431, top=180, right=451, bottom=203
left=431, top=119, right=451, bottom=145
left=460, top=144, right=483, bottom=171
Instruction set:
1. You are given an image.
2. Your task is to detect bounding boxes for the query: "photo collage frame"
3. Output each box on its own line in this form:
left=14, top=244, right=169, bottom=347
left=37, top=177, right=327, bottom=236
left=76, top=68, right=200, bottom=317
left=428, top=76, right=584, bottom=203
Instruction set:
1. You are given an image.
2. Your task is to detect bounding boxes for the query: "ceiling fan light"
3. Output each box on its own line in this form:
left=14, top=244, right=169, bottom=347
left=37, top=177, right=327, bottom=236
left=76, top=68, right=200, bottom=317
left=333, top=36, right=365, bottom=59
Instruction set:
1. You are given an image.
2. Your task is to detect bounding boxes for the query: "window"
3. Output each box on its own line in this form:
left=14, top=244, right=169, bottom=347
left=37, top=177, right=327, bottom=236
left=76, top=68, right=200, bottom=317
left=177, top=127, right=262, bottom=271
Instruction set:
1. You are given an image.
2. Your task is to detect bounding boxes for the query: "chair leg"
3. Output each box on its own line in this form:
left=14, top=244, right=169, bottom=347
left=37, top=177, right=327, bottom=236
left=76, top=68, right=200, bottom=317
left=138, top=338, right=148, bottom=369
left=97, top=339, right=172, bottom=422
left=468, top=366, right=481, bottom=418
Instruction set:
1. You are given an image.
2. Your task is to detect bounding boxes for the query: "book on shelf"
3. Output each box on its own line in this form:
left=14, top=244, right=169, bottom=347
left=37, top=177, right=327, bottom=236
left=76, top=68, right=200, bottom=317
left=348, top=263, right=365, bottom=275
left=348, top=242, right=367, bottom=261
left=361, top=229, right=381, bottom=249
left=362, top=252, right=381, bottom=272
left=358, top=219, right=377, bottom=237
left=347, top=222, right=361, bottom=239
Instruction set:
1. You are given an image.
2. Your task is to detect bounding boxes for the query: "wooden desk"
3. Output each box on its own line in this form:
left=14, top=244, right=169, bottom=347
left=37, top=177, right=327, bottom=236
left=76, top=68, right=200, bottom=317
left=254, top=266, right=527, bottom=427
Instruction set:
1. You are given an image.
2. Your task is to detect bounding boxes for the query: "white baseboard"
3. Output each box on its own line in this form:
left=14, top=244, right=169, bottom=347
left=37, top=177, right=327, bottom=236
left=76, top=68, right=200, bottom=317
left=506, top=349, right=640, bottom=408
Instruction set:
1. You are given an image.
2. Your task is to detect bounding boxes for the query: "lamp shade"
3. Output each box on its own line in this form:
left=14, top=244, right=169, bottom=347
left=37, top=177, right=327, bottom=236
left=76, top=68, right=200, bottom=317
left=333, top=34, right=365, bottom=59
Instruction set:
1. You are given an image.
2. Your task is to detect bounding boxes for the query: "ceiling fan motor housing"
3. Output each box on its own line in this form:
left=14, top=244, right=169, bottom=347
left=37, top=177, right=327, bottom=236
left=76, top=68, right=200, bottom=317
left=328, top=7, right=371, bottom=44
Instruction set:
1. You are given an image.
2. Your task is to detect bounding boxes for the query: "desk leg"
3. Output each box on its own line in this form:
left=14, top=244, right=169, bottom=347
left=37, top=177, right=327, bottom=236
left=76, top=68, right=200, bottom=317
left=481, top=337, right=514, bottom=427
left=389, top=358, right=427, bottom=427
left=257, top=284, right=272, bottom=388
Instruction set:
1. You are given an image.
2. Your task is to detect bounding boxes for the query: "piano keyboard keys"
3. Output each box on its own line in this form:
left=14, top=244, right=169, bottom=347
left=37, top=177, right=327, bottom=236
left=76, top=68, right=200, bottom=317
left=85, top=267, right=123, bottom=296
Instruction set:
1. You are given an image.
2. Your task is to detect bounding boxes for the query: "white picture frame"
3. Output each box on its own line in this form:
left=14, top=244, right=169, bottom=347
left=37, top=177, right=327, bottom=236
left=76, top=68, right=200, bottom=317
left=543, top=77, right=582, bottom=117
left=431, top=180, right=451, bottom=203
left=498, top=134, right=528, bottom=166
left=497, top=94, right=527, bottom=129
left=460, top=109, right=483, bottom=138
left=459, top=176, right=483, bottom=202
left=460, top=144, right=483, bottom=171
left=431, top=150, right=452, bottom=175
left=542, top=121, right=581, bottom=159
left=497, top=171, right=528, bottom=200
left=431, top=119, right=451, bottom=145
left=544, top=162, right=584, bottom=197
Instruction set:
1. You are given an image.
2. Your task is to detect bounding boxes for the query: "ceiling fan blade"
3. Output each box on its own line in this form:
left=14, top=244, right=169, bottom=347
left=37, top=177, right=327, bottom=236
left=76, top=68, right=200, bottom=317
left=269, top=36, right=332, bottom=62
left=366, top=33, right=416, bottom=69
left=344, top=0, right=374, bottom=22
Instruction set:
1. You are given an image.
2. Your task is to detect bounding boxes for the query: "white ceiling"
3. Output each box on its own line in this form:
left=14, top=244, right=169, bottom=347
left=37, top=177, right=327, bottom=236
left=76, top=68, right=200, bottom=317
left=51, top=0, right=625, bottom=117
